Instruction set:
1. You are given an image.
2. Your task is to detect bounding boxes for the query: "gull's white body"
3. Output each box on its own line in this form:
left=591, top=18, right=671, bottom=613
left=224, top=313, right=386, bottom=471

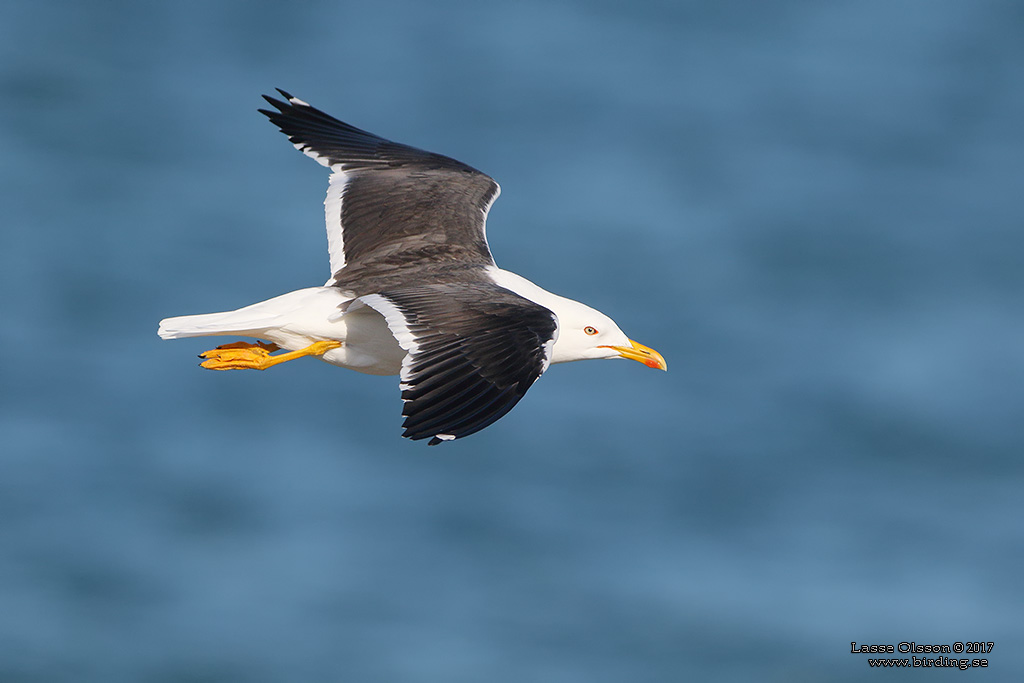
left=159, top=286, right=402, bottom=374
left=157, top=266, right=632, bottom=374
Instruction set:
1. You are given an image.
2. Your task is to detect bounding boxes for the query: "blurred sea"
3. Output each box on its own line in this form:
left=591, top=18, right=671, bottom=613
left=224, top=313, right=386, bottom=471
left=1, top=1, right=1022, bottom=681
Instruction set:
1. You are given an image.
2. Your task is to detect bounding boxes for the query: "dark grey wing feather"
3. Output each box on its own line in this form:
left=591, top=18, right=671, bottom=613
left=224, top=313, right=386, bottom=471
left=260, top=90, right=466, bottom=168
left=360, top=283, right=558, bottom=445
left=260, top=91, right=499, bottom=277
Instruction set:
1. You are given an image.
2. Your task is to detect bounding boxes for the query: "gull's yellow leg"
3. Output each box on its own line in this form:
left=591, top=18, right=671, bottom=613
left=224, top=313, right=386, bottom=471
left=199, top=340, right=340, bottom=371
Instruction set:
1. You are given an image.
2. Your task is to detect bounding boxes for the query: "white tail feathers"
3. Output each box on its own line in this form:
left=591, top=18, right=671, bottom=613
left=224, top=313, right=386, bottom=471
left=157, top=287, right=350, bottom=342
left=157, top=312, right=266, bottom=340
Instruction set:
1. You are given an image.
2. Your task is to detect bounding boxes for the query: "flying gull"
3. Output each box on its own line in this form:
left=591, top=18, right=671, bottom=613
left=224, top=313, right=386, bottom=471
left=158, top=91, right=666, bottom=445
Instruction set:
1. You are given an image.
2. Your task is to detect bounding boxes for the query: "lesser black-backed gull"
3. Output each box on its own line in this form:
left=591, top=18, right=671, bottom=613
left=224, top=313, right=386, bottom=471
left=158, top=91, right=666, bottom=445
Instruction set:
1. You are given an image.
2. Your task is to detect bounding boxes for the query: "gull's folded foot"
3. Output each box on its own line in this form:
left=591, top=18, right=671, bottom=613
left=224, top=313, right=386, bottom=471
left=207, top=340, right=281, bottom=353
left=199, top=340, right=340, bottom=371
left=199, top=341, right=277, bottom=370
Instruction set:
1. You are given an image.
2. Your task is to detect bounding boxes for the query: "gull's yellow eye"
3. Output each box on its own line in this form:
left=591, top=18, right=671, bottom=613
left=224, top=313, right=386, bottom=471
left=584, top=326, right=598, bottom=336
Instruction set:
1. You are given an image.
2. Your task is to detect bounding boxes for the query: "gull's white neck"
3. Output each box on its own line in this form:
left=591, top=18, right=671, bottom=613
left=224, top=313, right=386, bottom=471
left=485, top=266, right=578, bottom=313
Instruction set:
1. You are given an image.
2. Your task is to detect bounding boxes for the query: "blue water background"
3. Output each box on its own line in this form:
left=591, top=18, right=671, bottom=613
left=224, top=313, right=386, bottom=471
left=1, top=1, right=1022, bottom=681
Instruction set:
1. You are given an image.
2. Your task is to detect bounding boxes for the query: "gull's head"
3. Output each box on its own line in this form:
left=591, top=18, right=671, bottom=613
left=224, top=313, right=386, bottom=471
left=548, top=298, right=666, bottom=370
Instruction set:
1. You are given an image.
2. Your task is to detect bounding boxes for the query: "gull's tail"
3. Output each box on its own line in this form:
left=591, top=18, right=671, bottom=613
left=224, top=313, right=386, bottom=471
left=157, top=287, right=330, bottom=340
left=158, top=311, right=265, bottom=340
